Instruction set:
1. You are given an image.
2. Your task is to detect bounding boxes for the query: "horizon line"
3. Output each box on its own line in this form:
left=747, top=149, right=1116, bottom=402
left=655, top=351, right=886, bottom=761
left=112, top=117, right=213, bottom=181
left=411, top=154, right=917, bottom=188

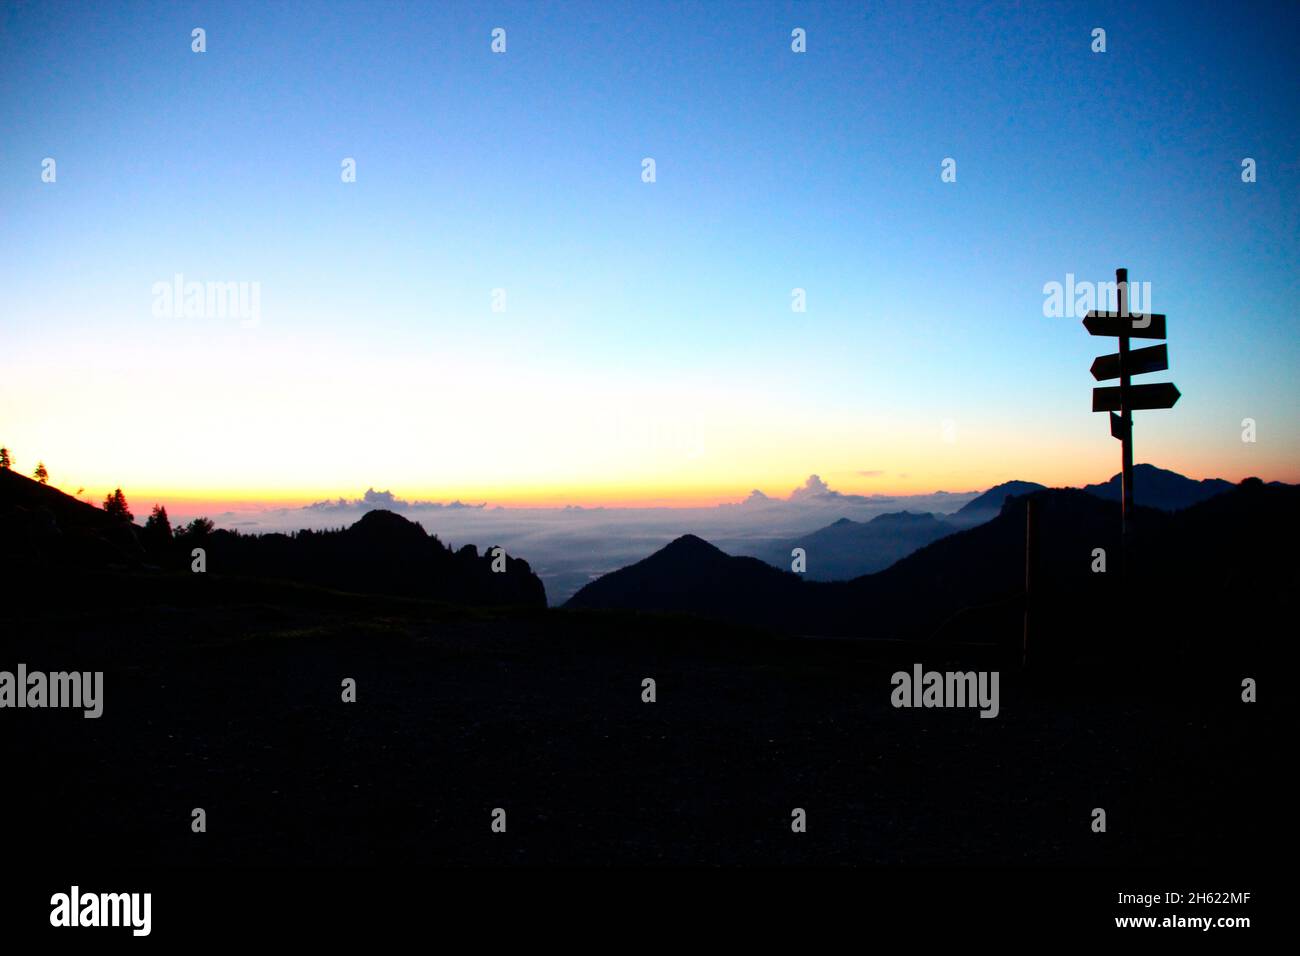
left=13, top=465, right=1290, bottom=516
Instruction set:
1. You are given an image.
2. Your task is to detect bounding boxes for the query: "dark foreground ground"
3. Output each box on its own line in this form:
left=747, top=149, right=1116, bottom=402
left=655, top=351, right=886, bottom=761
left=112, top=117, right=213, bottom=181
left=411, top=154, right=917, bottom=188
left=3, top=569, right=1270, bottom=868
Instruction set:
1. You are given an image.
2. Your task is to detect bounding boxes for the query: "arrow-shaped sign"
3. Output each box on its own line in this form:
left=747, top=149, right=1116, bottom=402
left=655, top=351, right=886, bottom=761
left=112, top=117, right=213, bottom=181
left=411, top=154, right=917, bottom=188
left=1082, top=311, right=1167, bottom=340
left=1109, top=412, right=1129, bottom=440
left=1091, top=344, right=1169, bottom=381
left=1092, top=382, right=1181, bottom=413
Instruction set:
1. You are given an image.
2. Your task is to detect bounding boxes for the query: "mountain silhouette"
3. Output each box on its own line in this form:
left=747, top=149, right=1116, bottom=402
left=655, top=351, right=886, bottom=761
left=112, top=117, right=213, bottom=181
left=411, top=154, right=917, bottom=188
left=1082, top=463, right=1234, bottom=510
left=824, top=488, right=1133, bottom=641
left=757, top=511, right=954, bottom=580
left=568, top=479, right=1297, bottom=658
left=566, top=532, right=803, bottom=626
left=744, top=467, right=1238, bottom=584
left=179, top=510, right=547, bottom=607
left=950, top=480, right=1048, bottom=524
left=570, top=488, right=1126, bottom=637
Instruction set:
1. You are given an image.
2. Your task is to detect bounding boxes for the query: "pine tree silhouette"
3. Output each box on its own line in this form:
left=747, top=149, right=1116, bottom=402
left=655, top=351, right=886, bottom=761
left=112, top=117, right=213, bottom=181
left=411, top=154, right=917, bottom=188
left=103, top=488, right=133, bottom=522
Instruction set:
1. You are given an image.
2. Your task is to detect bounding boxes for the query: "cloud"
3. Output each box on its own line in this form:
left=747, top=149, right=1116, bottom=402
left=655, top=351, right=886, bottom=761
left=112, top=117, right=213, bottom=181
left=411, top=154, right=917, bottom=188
left=783, top=474, right=899, bottom=507
left=303, top=488, right=485, bottom=512
left=789, top=474, right=834, bottom=500
left=361, top=488, right=401, bottom=509
left=856, top=470, right=885, bottom=477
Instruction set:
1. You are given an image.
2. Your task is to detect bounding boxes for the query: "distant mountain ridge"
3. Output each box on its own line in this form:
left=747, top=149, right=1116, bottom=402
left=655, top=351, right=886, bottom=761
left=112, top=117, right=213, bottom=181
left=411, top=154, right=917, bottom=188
left=566, top=479, right=1298, bottom=653
left=751, top=511, right=954, bottom=581
left=568, top=489, right=1132, bottom=633
left=739, top=465, right=1244, bottom=581
left=1082, top=463, right=1234, bottom=511
left=951, top=480, right=1048, bottom=523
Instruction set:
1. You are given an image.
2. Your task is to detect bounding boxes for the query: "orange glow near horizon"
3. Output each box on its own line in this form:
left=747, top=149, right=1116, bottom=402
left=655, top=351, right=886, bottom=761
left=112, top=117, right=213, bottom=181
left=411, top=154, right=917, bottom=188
left=31, top=451, right=1296, bottom=518
left=11, top=419, right=1295, bottom=515
left=5, top=339, right=1296, bottom=517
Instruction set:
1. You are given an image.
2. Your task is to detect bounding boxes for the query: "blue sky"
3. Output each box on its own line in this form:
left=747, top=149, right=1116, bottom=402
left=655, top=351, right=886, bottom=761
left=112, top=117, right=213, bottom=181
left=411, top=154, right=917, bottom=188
left=1, top=0, right=1296, bottom=504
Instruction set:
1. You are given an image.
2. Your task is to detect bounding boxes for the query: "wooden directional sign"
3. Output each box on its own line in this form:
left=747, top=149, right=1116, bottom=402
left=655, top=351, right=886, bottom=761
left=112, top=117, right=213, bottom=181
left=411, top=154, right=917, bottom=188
left=1092, top=382, right=1181, bottom=413
left=1082, top=310, right=1167, bottom=340
left=1109, top=411, right=1129, bottom=440
left=1084, top=268, right=1183, bottom=572
left=1091, top=344, right=1168, bottom=381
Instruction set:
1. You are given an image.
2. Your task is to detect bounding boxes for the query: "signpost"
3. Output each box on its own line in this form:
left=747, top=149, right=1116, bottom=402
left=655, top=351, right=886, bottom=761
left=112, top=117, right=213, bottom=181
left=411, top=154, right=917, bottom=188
left=1082, top=312, right=1167, bottom=339
left=1090, top=344, right=1167, bottom=381
left=1091, top=382, right=1181, bottom=413
left=1084, top=268, right=1180, bottom=570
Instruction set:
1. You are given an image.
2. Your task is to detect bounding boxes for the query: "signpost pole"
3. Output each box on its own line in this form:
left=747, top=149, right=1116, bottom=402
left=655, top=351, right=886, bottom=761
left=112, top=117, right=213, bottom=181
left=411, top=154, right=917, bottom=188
left=1116, top=268, right=1134, bottom=573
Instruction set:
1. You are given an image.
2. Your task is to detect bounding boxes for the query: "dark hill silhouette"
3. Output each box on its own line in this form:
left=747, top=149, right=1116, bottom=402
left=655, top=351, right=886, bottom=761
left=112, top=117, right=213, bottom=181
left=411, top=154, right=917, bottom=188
left=8, top=550, right=1269, bottom=868
left=180, top=509, right=546, bottom=608
left=5, top=475, right=1281, bottom=870
left=568, top=480, right=1297, bottom=659
left=345, top=508, right=433, bottom=549
left=0, top=467, right=114, bottom=526
left=950, top=479, right=1048, bottom=524
left=1082, top=463, right=1233, bottom=511
left=822, top=488, right=1138, bottom=641
left=742, top=467, right=1234, bottom=586
left=0, top=467, right=142, bottom=568
left=0, top=468, right=545, bottom=609
left=571, top=489, right=1132, bottom=638
left=568, top=533, right=801, bottom=626
left=757, top=511, right=954, bottom=580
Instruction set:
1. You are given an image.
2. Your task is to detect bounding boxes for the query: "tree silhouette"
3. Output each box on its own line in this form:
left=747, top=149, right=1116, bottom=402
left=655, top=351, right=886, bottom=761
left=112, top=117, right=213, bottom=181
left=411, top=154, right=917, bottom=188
left=34, top=461, right=49, bottom=484
left=0, top=447, right=10, bottom=469
left=103, top=488, right=133, bottom=522
left=145, top=504, right=170, bottom=531
left=172, top=516, right=214, bottom=555
left=143, top=504, right=173, bottom=554
left=185, top=517, right=214, bottom=537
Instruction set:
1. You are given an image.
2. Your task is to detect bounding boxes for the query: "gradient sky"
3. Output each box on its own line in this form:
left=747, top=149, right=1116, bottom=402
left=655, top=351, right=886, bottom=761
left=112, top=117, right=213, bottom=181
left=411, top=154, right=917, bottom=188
left=2, top=0, right=1297, bottom=508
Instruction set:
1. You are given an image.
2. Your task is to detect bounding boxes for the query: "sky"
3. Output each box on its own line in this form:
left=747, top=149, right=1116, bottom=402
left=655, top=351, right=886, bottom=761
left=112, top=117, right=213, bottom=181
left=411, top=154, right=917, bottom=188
left=2, top=0, right=1297, bottom=510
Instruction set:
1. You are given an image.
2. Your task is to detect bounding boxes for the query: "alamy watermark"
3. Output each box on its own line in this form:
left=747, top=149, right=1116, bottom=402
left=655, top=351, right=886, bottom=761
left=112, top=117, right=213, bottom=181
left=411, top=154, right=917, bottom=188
left=1043, top=273, right=1152, bottom=319
left=0, top=664, right=103, bottom=718
left=50, top=886, right=150, bottom=936
left=891, top=663, right=999, bottom=718
left=152, top=273, right=261, bottom=328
